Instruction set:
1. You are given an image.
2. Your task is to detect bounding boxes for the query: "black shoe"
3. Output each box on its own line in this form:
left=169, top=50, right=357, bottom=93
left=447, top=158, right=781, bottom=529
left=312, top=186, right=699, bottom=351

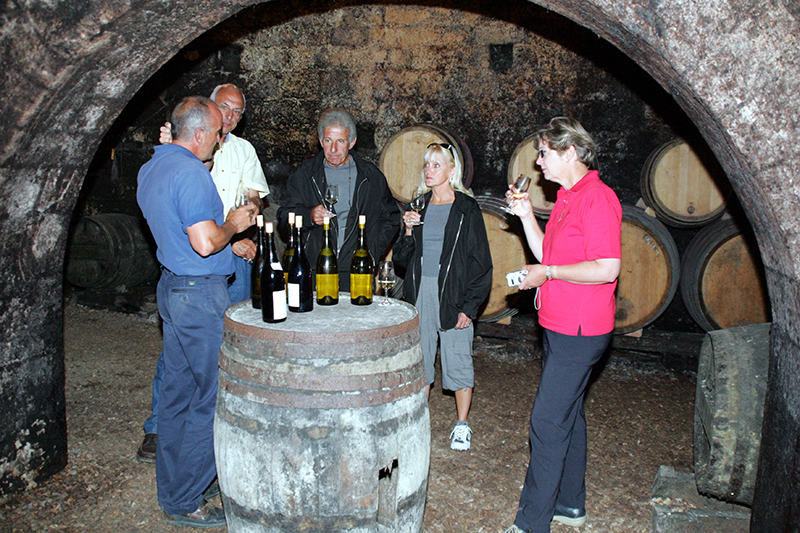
left=136, top=433, right=157, bottom=463
left=202, top=479, right=220, bottom=501
left=163, top=503, right=226, bottom=528
left=553, top=504, right=586, bottom=527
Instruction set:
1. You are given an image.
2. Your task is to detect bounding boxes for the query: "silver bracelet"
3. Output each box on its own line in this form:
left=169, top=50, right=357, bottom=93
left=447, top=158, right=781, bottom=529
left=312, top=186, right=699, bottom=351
left=546, top=265, right=552, bottom=280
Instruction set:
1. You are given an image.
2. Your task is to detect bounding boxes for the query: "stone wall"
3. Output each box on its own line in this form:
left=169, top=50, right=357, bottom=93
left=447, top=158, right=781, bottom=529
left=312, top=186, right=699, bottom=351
left=92, top=0, right=689, bottom=212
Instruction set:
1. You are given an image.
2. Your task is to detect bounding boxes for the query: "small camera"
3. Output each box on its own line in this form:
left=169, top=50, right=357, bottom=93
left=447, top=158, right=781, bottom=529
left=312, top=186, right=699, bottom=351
left=506, top=269, right=529, bottom=287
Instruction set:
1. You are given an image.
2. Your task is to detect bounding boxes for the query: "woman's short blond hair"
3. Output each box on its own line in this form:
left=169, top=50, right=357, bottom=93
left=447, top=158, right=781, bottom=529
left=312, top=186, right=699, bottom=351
left=537, top=116, right=597, bottom=169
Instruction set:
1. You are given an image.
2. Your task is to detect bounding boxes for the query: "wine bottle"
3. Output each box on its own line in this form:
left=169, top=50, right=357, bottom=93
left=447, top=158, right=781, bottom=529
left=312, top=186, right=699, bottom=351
left=287, top=215, right=314, bottom=312
left=261, top=222, right=287, bottom=323
left=251, top=214, right=265, bottom=309
left=281, top=212, right=296, bottom=287
left=316, top=215, right=339, bottom=305
left=350, top=214, right=374, bottom=305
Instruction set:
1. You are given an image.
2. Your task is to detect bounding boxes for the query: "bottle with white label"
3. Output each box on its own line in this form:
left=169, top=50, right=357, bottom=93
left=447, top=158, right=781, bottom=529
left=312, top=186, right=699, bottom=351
left=287, top=215, right=313, bottom=313
left=261, top=222, right=287, bottom=323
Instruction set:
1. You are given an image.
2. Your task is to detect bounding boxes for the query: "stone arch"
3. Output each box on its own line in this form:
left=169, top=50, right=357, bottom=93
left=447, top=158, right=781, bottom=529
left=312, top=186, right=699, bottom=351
left=1, top=1, right=797, bottom=528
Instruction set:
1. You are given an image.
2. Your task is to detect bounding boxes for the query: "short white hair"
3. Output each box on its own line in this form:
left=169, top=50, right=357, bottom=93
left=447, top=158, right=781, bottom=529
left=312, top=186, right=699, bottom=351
left=210, top=83, right=246, bottom=113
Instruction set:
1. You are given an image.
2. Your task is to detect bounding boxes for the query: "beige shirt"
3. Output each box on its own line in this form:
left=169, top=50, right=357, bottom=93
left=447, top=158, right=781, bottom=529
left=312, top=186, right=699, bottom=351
left=212, top=132, right=269, bottom=214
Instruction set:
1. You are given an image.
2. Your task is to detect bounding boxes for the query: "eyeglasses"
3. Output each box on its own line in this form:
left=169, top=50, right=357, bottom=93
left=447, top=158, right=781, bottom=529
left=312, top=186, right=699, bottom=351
left=427, top=142, right=455, bottom=158
left=218, top=102, right=243, bottom=118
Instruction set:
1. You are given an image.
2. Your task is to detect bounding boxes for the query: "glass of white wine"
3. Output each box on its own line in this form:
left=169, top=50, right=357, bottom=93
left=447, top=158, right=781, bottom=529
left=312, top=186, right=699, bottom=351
left=377, top=261, right=396, bottom=306
left=325, top=184, right=339, bottom=213
left=409, top=189, right=426, bottom=224
left=506, top=174, right=531, bottom=214
left=511, top=174, right=531, bottom=198
left=234, top=180, right=250, bottom=209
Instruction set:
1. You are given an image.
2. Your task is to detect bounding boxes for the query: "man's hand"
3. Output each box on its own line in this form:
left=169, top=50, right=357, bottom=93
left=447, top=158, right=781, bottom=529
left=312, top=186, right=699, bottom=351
left=311, top=204, right=335, bottom=226
left=232, top=239, right=257, bottom=261
left=159, top=122, right=172, bottom=144
left=226, top=204, right=256, bottom=235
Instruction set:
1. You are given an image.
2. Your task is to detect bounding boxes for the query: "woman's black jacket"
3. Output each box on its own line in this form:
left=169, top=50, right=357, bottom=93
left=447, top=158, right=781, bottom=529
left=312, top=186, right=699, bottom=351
left=392, top=191, right=493, bottom=330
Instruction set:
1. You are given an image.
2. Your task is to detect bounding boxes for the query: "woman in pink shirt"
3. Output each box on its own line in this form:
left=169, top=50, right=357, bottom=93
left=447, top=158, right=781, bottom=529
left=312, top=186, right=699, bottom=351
left=503, top=117, right=622, bottom=533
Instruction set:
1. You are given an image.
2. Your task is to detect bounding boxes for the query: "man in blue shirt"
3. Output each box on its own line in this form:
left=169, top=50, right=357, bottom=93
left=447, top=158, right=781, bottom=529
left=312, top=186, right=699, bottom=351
left=138, top=96, right=255, bottom=528
left=138, top=84, right=268, bottom=463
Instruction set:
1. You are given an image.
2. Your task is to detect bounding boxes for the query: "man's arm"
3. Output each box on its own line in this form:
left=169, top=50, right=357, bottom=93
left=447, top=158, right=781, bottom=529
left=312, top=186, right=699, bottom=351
left=187, top=204, right=255, bottom=257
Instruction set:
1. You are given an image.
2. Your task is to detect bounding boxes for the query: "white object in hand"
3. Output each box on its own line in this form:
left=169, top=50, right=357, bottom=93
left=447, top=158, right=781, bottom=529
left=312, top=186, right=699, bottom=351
left=506, top=269, right=529, bottom=287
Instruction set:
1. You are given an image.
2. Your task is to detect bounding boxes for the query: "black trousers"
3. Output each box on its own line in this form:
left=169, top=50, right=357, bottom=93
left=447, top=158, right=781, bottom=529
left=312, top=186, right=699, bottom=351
left=514, top=328, right=611, bottom=533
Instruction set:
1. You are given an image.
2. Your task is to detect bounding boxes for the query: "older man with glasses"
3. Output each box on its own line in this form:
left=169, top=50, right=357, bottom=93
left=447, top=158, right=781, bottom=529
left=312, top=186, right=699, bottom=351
left=136, top=83, right=269, bottom=465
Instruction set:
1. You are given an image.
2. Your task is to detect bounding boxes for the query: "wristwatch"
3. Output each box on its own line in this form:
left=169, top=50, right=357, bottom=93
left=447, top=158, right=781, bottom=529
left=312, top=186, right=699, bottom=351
left=546, top=265, right=552, bottom=280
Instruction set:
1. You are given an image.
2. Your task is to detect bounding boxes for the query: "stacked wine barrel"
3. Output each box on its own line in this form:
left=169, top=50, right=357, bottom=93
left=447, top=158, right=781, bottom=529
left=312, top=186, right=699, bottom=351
left=474, top=195, right=531, bottom=323
left=65, top=213, right=160, bottom=290
left=638, top=139, right=770, bottom=331
left=640, top=139, right=730, bottom=229
left=506, top=134, right=556, bottom=219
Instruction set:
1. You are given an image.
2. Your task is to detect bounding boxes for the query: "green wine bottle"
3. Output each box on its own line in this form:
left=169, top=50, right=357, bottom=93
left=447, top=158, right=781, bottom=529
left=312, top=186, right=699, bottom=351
left=350, top=214, right=373, bottom=305
left=281, top=212, right=296, bottom=288
left=251, top=214, right=265, bottom=309
left=261, top=222, right=287, bottom=323
left=316, top=216, right=339, bottom=305
left=287, top=215, right=313, bottom=312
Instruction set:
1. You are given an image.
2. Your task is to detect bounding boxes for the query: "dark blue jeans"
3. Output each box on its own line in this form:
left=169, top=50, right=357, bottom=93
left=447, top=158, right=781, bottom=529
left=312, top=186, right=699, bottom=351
left=155, top=270, right=229, bottom=515
left=514, top=328, right=611, bottom=533
left=143, top=257, right=246, bottom=435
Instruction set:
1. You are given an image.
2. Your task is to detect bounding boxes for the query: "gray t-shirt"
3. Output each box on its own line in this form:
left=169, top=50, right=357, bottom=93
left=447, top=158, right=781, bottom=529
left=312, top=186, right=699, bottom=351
left=422, top=202, right=452, bottom=278
left=324, top=158, right=357, bottom=250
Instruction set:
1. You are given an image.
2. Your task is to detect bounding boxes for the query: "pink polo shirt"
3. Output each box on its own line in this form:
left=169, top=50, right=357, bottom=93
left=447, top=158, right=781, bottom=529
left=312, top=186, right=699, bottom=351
left=538, top=170, right=621, bottom=336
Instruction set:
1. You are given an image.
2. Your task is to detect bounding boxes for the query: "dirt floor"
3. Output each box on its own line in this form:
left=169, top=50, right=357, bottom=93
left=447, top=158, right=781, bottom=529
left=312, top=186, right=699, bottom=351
left=0, top=303, right=695, bottom=533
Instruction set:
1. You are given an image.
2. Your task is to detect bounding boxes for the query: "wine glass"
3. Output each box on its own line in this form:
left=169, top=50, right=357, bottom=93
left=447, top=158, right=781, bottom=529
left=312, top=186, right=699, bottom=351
left=324, top=184, right=339, bottom=213
left=234, top=180, right=250, bottom=209
left=506, top=174, right=531, bottom=214
left=409, top=189, right=426, bottom=225
left=377, top=261, right=396, bottom=306
left=511, top=174, right=531, bottom=198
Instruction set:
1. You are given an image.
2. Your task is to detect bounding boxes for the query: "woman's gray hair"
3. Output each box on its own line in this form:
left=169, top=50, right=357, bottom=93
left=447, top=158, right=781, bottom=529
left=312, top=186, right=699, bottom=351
left=537, top=116, right=597, bottom=169
left=171, top=96, right=216, bottom=141
left=418, top=143, right=473, bottom=197
left=317, top=108, right=357, bottom=142
left=210, top=84, right=246, bottom=113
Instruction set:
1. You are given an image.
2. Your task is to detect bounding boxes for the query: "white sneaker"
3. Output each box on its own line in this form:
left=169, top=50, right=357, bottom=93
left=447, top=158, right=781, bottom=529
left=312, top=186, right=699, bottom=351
left=503, top=526, right=526, bottom=533
left=449, top=423, right=472, bottom=451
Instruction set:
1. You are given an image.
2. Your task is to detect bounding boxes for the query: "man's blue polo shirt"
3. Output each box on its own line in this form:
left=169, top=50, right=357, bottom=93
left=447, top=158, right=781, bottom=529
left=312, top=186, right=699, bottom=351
left=137, top=144, right=232, bottom=276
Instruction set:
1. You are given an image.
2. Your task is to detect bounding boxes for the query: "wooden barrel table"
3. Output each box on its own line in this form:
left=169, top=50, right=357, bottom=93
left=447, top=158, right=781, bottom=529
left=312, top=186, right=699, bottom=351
left=215, top=299, right=429, bottom=533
